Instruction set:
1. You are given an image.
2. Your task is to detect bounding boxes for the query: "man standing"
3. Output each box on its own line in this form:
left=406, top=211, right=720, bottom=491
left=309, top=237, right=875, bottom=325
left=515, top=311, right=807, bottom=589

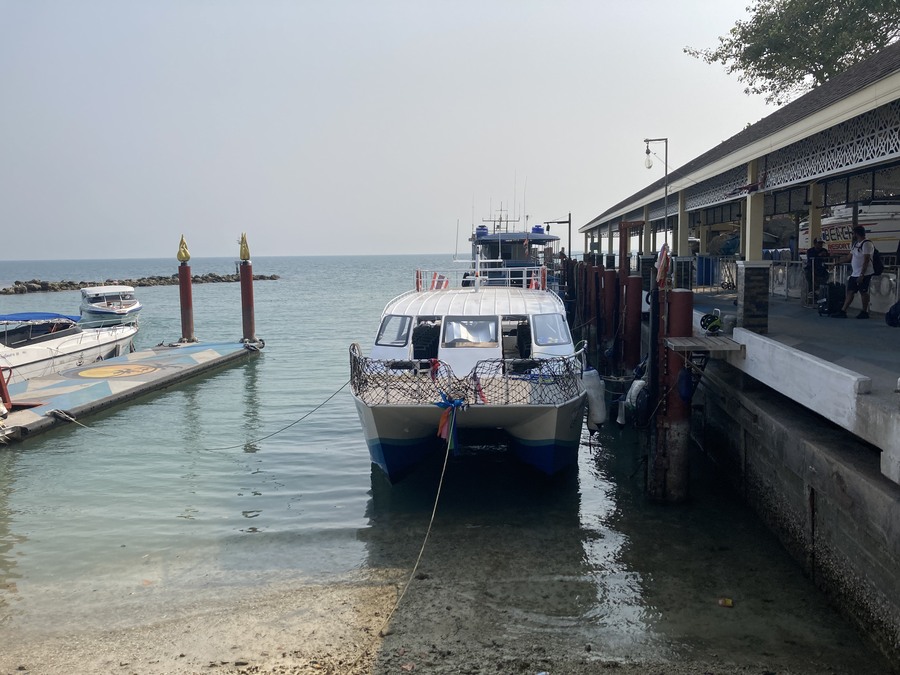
left=805, top=238, right=829, bottom=298
left=831, top=225, right=874, bottom=319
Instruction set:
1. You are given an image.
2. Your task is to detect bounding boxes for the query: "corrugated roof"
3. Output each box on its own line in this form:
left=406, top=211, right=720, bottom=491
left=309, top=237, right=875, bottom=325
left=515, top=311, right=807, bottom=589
left=584, top=40, right=900, bottom=229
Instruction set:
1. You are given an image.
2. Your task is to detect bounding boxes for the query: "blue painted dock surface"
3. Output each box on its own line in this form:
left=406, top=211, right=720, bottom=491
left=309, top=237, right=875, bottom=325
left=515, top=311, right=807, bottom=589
left=1, top=341, right=263, bottom=442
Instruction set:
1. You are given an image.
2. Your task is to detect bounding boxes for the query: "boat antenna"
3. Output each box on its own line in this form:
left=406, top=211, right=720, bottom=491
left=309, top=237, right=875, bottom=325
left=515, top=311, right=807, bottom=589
left=523, top=175, right=527, bottom=232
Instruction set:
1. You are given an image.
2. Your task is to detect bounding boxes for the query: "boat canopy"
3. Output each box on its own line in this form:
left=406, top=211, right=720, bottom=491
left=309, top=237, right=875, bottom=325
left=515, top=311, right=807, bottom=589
left=383, top=287, right=565, bottom=319
left=80, top=285, right=136, bottom=296
left=0, top=312, right=81, bottom=323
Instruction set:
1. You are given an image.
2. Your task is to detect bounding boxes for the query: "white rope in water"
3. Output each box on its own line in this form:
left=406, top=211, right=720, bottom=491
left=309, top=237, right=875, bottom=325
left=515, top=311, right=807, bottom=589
left=347, top=413, right=455, bottom=671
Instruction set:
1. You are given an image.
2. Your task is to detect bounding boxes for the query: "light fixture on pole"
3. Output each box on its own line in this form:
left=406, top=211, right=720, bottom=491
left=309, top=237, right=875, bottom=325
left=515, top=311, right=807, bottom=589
left=643, top=137, right=668, bottom=246
left=642, top=137, right=668, bottom=435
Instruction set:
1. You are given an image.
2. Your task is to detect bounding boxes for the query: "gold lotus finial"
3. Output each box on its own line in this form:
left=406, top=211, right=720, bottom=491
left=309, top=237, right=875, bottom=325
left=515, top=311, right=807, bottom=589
left=239, top=233, right=251, bottom=261
left=177, top=235, right=191, bottom=262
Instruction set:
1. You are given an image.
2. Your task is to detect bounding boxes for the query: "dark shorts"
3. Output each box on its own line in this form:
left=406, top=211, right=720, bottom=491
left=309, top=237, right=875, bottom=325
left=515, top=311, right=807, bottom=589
left=848, top=274, right=874, bottom=294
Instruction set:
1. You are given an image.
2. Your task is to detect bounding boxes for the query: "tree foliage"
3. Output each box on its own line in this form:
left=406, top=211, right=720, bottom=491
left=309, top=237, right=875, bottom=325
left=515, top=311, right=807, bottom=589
left=684, top=0, right=900, bottom=105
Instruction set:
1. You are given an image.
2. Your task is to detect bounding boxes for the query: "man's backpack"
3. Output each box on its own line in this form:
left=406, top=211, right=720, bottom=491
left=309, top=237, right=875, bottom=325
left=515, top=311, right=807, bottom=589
left=872, top=246, right=884, bottom=275
left=867, top=240, right=884, bottom=275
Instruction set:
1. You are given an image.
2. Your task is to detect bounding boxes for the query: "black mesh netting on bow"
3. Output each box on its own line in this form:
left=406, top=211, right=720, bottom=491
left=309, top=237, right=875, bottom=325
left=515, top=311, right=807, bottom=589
left=349, top=343, right=582, bottom=406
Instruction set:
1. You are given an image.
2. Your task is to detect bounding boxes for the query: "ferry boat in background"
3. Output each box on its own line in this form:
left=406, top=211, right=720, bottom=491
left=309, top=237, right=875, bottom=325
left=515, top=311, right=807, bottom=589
left=79, top=285, right=142, bottom=327
left=799, top=202, right=900, bottom=256
left=349, top=219, right=598, bottom=483
left=1, top=312, right=138, bottom=385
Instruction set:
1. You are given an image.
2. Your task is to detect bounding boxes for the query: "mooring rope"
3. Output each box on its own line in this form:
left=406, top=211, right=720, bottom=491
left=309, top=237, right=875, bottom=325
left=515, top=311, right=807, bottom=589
left=347, top=411, right=455, bottom=672
left=201, top=379, right=350, bottom=451
left=38, top=380, right=352, bottom=451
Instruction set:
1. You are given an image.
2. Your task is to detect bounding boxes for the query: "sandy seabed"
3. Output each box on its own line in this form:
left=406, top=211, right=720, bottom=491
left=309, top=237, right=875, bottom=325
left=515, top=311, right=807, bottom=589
left=2, top=568, right=882, bottom=675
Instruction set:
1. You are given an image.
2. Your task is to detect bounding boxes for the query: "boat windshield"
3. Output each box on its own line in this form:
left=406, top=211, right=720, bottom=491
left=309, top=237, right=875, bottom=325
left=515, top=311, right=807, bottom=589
left=441, top=317, right=498, bottom=348
left=532, top=313, right=572, bottom=346
left=375, top=314, right=412, bottom=347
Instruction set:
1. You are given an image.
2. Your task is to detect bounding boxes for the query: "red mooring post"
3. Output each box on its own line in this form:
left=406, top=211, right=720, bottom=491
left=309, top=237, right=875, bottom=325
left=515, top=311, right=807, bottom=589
left=601, top=268, right=617, bottom=342
left=648, top=288, right=694, bottom=503
left=240, top=261, right=256, bottom=342
left=0, top=368, right=12, bottom=412
left=623, top=274, right=643, bottom=370
left=238, top=233, right=257, bottom=343
left=178, top=262, right=195, bottom=343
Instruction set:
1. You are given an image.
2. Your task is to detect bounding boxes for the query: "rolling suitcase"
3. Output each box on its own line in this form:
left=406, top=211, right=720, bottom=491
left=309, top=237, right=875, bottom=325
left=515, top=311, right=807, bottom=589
left=818, top=282, right=845, bottom=316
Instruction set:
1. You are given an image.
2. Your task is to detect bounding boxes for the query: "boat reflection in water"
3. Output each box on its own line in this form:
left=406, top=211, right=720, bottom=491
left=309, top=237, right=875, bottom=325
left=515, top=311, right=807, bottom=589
left=358, top=426, right=892, bottom=671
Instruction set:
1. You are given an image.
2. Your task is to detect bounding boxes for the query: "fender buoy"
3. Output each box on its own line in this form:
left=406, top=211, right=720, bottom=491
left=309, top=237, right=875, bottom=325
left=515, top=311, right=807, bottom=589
left=540, top=266, right=547, bottom=290
left=625, top=379, right=646, bottom=409
left=415, top=269, right=423, bottom=292
left=583, top=368, right=607, bottom=431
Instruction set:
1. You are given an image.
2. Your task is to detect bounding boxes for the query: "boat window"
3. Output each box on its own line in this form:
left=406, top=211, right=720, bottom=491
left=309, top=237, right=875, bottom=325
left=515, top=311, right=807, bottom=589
left=375, top=315, right=411, bottom=347
left=442, top=317, right=498, bottom=348
left=532, top=313, right=572, bottom=346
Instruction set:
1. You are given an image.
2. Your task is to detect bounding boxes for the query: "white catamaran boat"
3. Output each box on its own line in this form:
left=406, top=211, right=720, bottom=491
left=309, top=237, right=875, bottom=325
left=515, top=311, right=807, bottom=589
left=350, top=219, right=596, bottom=482
left=0, top=312, right=138, bottom=385
left=79, top=285, right=142, bottom=327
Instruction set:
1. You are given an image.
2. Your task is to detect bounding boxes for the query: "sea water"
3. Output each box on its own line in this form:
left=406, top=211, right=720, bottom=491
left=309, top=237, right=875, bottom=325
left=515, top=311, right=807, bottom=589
left=0, top=255, right=891, bottom=670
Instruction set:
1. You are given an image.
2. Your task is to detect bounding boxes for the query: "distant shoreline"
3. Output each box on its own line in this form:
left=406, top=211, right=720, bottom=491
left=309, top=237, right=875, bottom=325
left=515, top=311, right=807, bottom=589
left=0, top=273, right=280, bottom=295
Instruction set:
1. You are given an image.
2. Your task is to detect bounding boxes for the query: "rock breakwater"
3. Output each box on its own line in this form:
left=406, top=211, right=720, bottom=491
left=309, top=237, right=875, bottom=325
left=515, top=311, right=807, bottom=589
left=0, top=272, right=279, bottom=295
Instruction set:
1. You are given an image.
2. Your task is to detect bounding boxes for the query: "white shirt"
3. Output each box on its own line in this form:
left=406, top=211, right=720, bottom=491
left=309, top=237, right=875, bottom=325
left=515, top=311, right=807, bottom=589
left=850, top=239, right=874, bottom=277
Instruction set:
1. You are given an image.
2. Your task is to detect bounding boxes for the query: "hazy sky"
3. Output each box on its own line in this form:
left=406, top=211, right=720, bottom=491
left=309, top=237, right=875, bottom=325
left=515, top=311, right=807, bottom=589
left=0, top=1, right=773, bottom=260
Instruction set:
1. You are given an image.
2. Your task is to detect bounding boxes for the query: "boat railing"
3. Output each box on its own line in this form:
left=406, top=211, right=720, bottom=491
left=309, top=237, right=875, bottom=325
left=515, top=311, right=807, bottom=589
left=76, top=316, right=140, bottom=330
left=415, top=265, right=549, bottom=291
left=349, top=343, right=583, bottom=406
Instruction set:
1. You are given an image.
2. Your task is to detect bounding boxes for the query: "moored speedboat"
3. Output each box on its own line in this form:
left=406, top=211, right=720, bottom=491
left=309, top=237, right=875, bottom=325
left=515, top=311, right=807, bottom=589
left=0, top=312, right=138, bottom=385
left=350, top=224, right=590, bottom=482
left=799, top=201, right=900, bottom=256
left=79, top=285, right=142, bottom=327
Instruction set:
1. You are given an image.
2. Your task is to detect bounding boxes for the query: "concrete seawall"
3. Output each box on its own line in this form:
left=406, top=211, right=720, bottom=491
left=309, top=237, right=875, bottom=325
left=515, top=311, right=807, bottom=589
left=693, top=359, right=900, bottom=664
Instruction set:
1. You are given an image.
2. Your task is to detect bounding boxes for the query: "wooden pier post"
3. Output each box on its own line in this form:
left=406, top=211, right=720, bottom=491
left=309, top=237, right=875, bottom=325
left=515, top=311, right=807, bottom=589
left=238, top=233, right=257, bottom=343
left=648, top=288, right=693, bottom=503
left=176, top=235, right=197, bottom=343
left=623, top=274, right=643, bottom=370
left=601, top=268, right=617, bottom=343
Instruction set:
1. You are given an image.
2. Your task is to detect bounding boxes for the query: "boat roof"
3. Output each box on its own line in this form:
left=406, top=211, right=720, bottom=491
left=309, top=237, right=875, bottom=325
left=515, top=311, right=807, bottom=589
left=473, top=231, right=559, bottom=245
left=80, top=285, right=135, bottom=295
left=382, top=287, right=566, bottom=318
left=0, top=312, right=80, bottom=323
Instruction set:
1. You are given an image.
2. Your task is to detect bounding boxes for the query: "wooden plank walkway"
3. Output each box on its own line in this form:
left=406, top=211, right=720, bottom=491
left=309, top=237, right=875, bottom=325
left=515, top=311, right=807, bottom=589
left=664, top=335, right=745, bottom=353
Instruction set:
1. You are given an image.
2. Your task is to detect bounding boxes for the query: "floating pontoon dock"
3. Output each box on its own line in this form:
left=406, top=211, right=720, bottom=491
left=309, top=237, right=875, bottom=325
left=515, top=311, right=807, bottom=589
left=1, top=340, right=263, bottom=442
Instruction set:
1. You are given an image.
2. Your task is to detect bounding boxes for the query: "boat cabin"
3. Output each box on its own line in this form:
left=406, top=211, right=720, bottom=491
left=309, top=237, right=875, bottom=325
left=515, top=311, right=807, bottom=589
left=81, top=285, right=139, bottom=309
left=0, top=314, right=81, bottom=348
left=370, top=290, right=574, bottom=376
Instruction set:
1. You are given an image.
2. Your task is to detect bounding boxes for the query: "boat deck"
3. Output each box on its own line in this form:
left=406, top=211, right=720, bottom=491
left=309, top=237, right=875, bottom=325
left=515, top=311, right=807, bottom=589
left=1, top=341, right=263, bottom=442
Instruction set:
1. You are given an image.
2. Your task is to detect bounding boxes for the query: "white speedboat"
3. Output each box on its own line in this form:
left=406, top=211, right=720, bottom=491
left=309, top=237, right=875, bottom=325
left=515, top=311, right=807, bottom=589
left=0, top=312, right=138, bottom=385
left=79, top=285, right=142, bottom=327
left=350, top=223, right=590, bottom=482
